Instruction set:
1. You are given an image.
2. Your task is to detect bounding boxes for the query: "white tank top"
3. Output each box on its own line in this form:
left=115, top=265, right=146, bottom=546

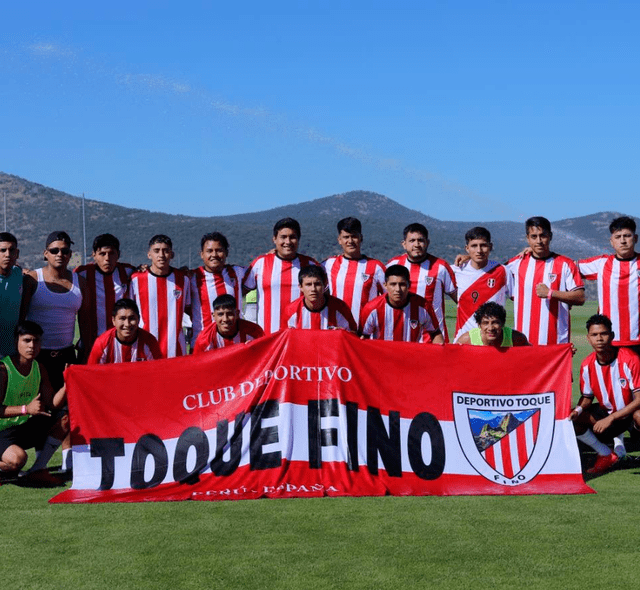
left=27, top=268, right=82, bottom=349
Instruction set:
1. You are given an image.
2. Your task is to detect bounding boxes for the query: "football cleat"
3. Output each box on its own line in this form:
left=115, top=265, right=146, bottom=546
left=587, top=452, right=619, bottom=475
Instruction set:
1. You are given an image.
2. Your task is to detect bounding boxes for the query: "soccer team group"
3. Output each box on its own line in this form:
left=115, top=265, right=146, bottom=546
left=1, top=213, right=639, bottom=483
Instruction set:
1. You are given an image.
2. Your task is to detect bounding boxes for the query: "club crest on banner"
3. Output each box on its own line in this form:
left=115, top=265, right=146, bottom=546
left=487, top=278, right=496, bottom=288
left=453, top=392, right=555, bottom=486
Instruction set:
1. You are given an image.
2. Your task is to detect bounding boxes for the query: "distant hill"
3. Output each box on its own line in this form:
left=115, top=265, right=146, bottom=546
left=0, top=173, right=635, bottom=285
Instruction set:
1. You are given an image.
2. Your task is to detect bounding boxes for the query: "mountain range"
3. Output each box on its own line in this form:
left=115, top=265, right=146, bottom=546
left=1, top=172, right=634, bottom=277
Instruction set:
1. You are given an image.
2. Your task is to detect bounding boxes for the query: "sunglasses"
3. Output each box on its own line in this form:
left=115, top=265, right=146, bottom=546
left=48, top=247, right=71, bottom=255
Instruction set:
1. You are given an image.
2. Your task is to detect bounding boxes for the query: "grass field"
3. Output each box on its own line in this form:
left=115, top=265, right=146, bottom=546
left=4, top=300, right=640, bottom=590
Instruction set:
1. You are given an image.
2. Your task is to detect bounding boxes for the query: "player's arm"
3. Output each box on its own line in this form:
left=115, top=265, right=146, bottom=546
left=428, top=329, right=444, bottom=345
left=593, top=389, right=640, bottom=434
left=456, top=332, right=471, bottom=345
left=568, top=394, right=593, bottom=422
left=535, top=284, right=586, bottom=306
left=76, top=274, right=92, bottom=362
left=18, top=272, right=38, bottom=322
left=512, top=330, right=530, bottom=346
left=0, top=364, right=51, bottom=418
left=39, top=364, right=66, bottom=410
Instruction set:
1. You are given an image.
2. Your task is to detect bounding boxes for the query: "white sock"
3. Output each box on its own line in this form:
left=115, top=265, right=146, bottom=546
left=613, top=435, right=626, bottom=458
left=60, top=448, right=73, bottom=472
left=577, top=431, right=612, bottom=456
left=27, top=436, right=62, bottom=473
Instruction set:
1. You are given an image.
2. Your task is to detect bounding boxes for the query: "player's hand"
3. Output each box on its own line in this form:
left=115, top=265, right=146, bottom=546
left=453, top=254, right=470, bottom=268
left=535, top=283, right=550, bottom=298
left=570, top=343, right=577, bottom=356
left=26, top=394, right=51, bottom=417
left=568, top=409, right=580, bottom=421
left=136, top=263, right=150, bottom=273
left=517, top=247, right=533, bottom=258
left=593, top=416, right=614, bottom=434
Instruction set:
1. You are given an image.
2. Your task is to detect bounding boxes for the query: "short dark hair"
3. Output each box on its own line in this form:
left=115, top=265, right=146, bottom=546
left=112, top=298, right=140, bottom=317
left=15, top=320, right=43, bottom=338
left=200, top=232, right=229, bottom=252
left=212, top=294, right=237, bottom=312
left=93, top=234, right=120, bottom=253
left=586, top=314, right=613, bottom=333
left=149, top=234, right=172, bottom=248
left=525, top=216, right=552, bottom=235
left=465, top=227, right=491, bottom=243
left=0, top=232, right=17, bottom=246
left=474, top=302, right=507, bottom=326
left=609, top=216, right=636, bottom=234
left=298, top=265, right=327, bottom=286
left=337, top=217, right=362, bottom=235
left=385, top=264, right=410, bottom=282
left=403, top=223, right=428, bottom=240
left=273, top=218, right=301, bottom=239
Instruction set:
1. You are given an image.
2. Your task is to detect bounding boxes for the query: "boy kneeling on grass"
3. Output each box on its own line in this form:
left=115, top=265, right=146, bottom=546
left=0, top=321, right=66, bottom=485
left=570, top=314, right=640, bottom=474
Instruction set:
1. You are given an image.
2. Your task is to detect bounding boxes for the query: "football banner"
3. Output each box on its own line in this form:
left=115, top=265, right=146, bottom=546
left=51, top=330, right=592, bottom=503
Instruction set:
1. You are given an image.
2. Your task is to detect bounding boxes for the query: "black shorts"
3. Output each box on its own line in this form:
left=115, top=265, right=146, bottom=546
left=0, top=415, right=54, bottom=457
left=590, top=404, right=633, bottom=441
left=37, top=346, right=77, bottom=391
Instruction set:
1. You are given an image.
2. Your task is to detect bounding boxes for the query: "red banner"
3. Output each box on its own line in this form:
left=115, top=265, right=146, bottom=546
left=51, top=330, right=592, bottom=503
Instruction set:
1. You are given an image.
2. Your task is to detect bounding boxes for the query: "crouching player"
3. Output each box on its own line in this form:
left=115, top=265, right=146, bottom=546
left=0, top=321, right=65, bottom=483
left=570, top=314, right=640, bottom=474
left=88, top=298, right=163, bottom=364
left=193, top=295, right=264, bottom=354
left=456, top=302, right=529, bottom=347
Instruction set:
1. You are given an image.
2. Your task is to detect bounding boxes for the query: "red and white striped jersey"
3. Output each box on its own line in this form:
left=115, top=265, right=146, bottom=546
left=386, top=254, right=456, bottom=341
left=192, top=319, right=264, bottom=354
left=87, top=327, right=163, bottom=364
left=285, top=294, right=358, bottom=332
left=75, top=262, right=136, bottom=352
left=580, top=347, right=640, bottom=412
left=506, top=253, right=583, bottom=345
left=453, top=261, right=513, bottom=342
left=360, top=293, right=438, bottom=343
left=579, top=254, right=640, bottom=346
left=323, top=255, right=385, bottom=322
left=128, top=269, right=191, bottom=358
left=243, top=253, right=319, bottom=335
left=190, top=265, right=246, bottom=340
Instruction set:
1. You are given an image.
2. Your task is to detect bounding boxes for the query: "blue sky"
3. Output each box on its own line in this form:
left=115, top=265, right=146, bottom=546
left=1, top=1, right=638, bottom=222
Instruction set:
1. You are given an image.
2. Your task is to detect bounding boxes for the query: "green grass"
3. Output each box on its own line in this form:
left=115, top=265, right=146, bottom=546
left=4, top=300, right=639, bottom=590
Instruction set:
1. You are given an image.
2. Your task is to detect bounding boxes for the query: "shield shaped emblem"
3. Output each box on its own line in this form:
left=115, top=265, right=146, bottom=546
left=548, top=273, right=557, bottom=282
left=487, top=278, right=496, bottom=288
left=620, top=378, right=628, bottom=388
left=361, top=273, right=371, bottom=281
left=453, top=392, right=555, bottom=486
left=409, top=319, right=418, bottom=329
left=425, top=277, right=434, bottom=286
left=173, top=289, right=183, bottom=300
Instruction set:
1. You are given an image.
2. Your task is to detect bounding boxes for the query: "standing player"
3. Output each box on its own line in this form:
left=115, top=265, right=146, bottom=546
left=193, top=295, right=264, bottom=354
left=243, top=218, right=318, bottom=335
left=75, top=234, right=136, bottom=360
left=453, top=227, right=512, bottom=342
left=285, top=266, right=357, bottom=331
left=456, top=302, right=529, bottom=347
left=570, top=314, right=640, bottom=473
left=360, top=265, right=443, bottom=344
left=87, top=299, right=163, bottom=364
left=506, top=217, right=585, bottom=345
left=190, top=232, right=246, bottom=343
left=322, top=217, right=385, bottom=323
left=0, top=233, right=24, bottom=358
left=128, top=235, right=191, bottom=358
left=578, top=216, right=640, bottom=352
left=387, top=223, right=457, bottom=341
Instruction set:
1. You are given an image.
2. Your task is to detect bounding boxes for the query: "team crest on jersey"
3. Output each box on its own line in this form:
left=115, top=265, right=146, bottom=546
left=361, top=273, right=371, bottom=281
left=487, top=278, right=496, bottom=288
left=173, top=289, right=183, bottom=300
left=453, top=392, right=555, bottom=486
left=620, top=378, right=628, bottom=388
left=548, top=273, right=557, bottom=282
left=409, top=319, right=419, bottom=329
left=424, top=277, right=434, bottom=286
